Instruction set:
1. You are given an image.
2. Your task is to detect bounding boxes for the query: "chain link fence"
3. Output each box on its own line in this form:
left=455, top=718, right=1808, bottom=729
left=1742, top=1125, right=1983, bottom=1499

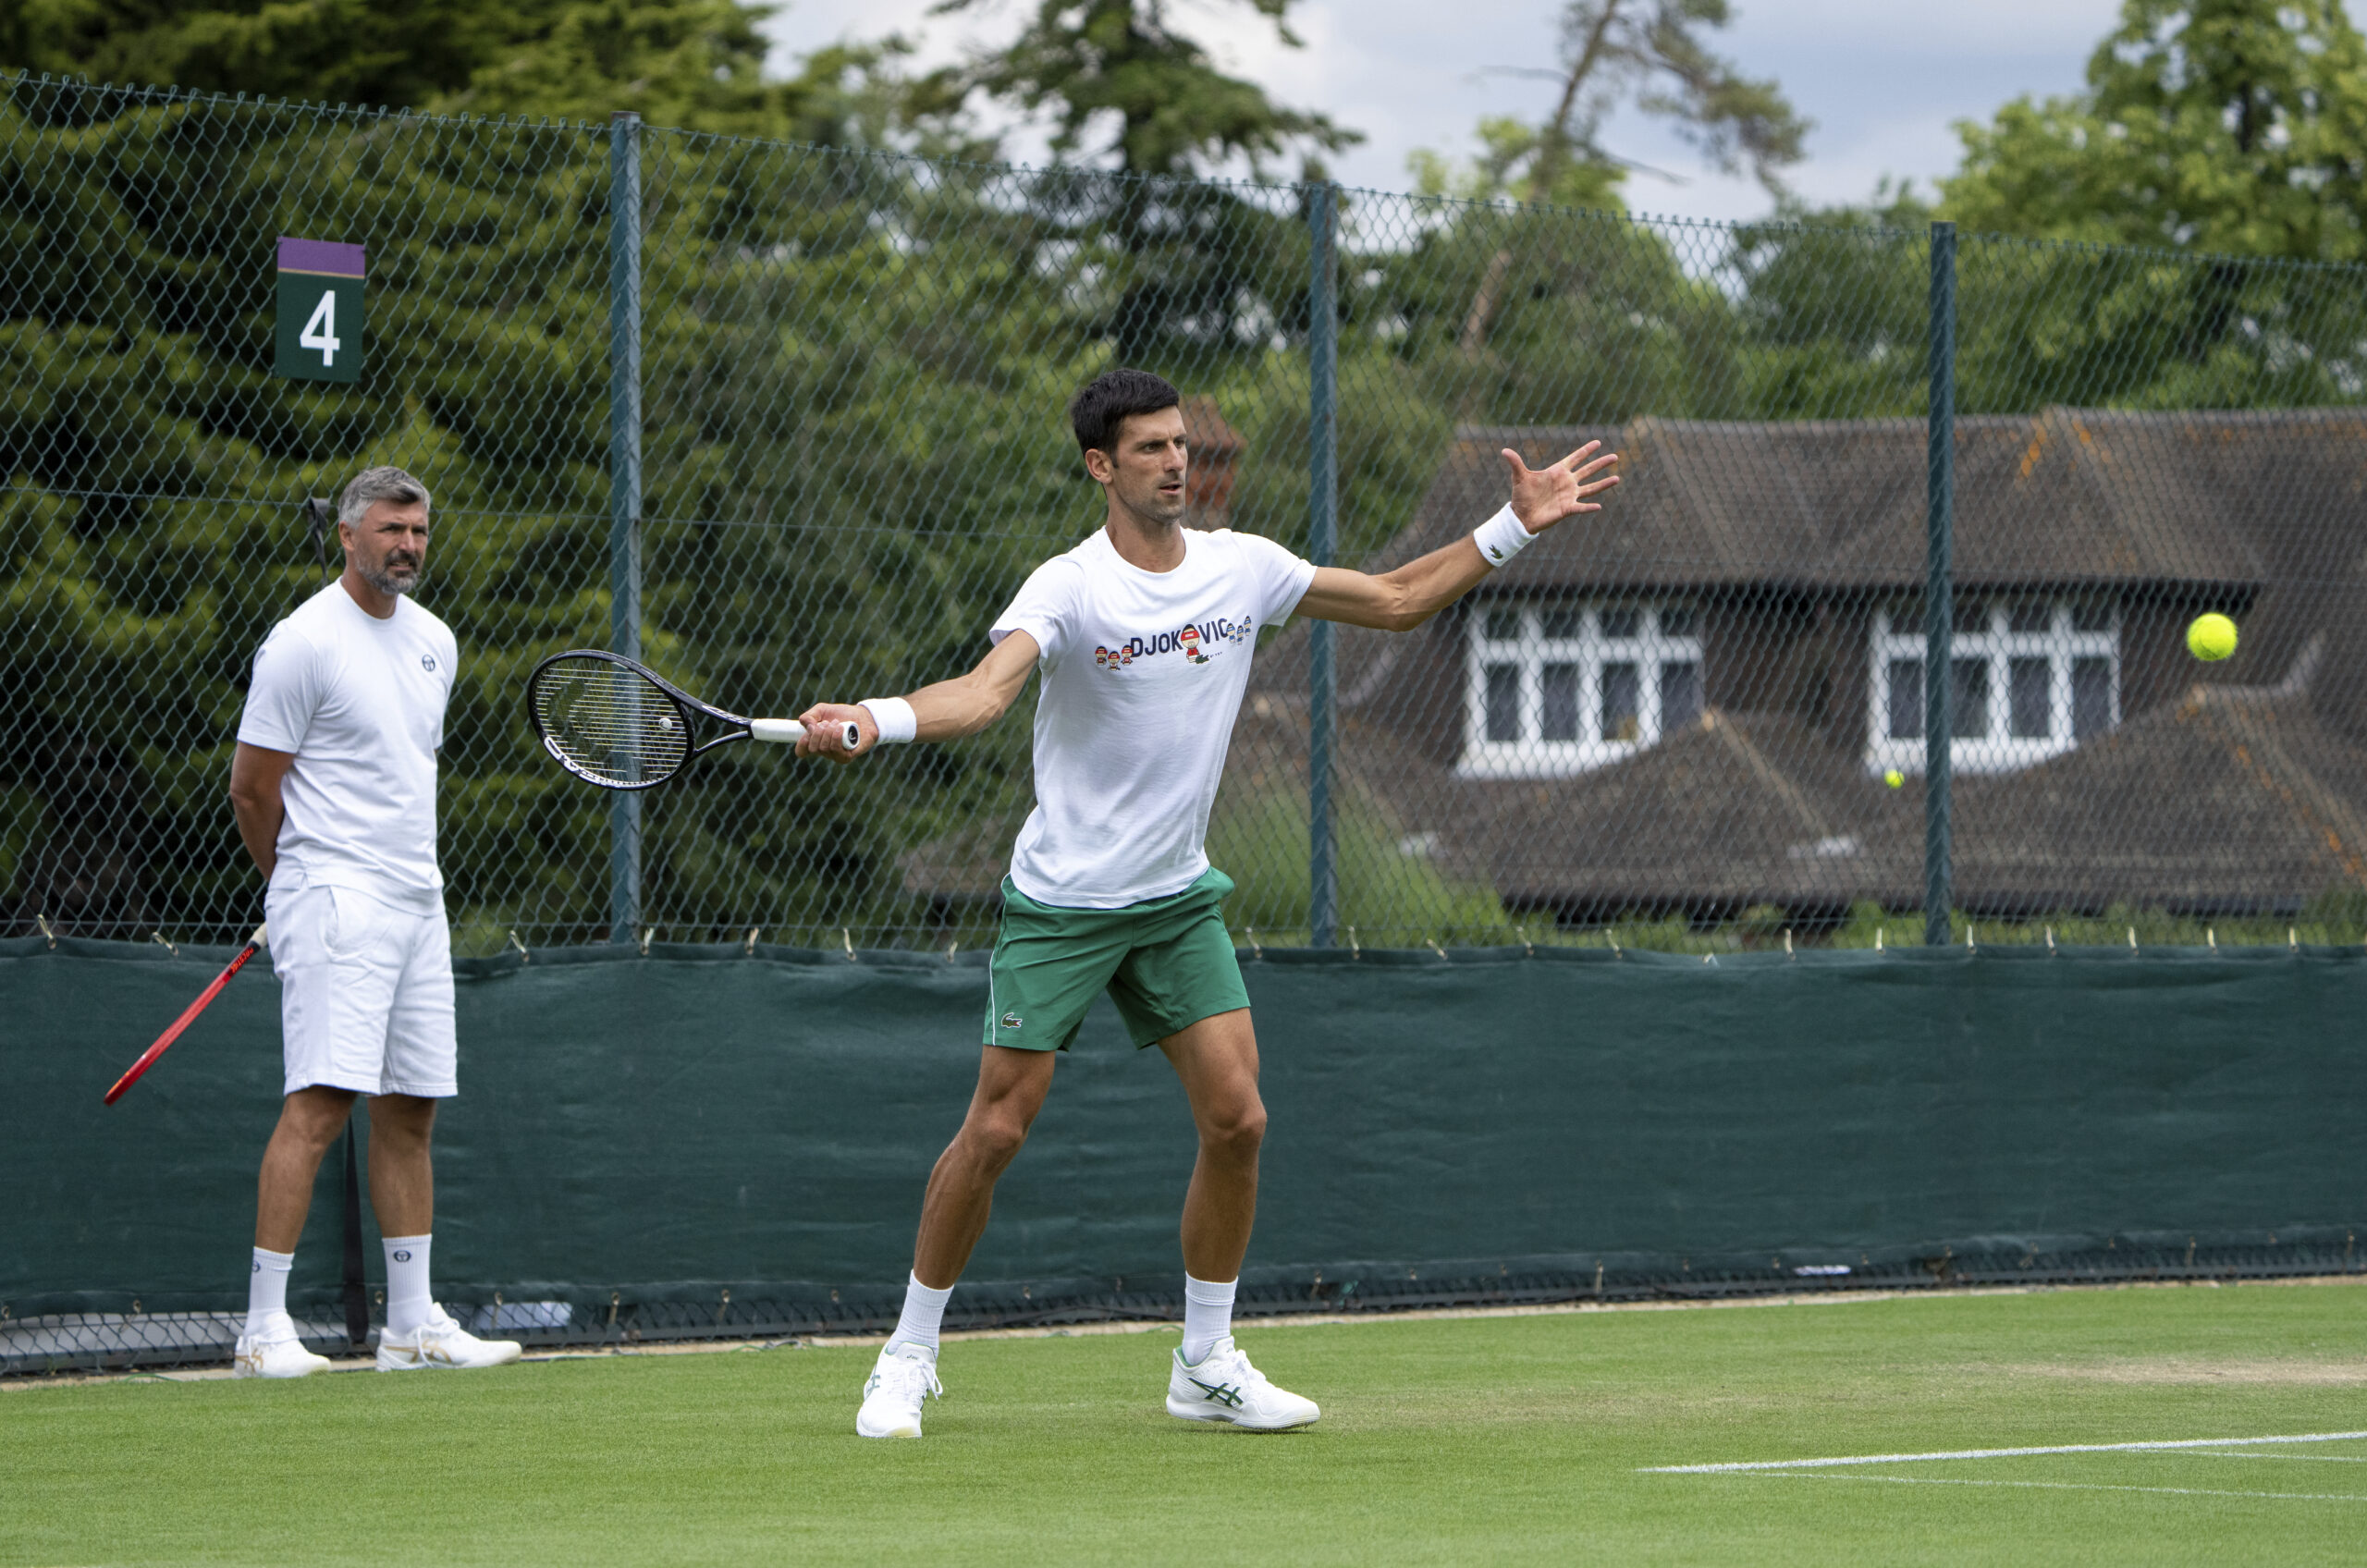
left=8, top=71, right=2367, bottom=954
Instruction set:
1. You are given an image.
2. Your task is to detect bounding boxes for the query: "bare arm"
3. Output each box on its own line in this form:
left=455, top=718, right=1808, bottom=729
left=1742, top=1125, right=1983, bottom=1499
left=792, top=631, right=1041, bottom=763
left=1293, top=440, right=1621, bottom=632
left=227, top=743, right=297, bottom=877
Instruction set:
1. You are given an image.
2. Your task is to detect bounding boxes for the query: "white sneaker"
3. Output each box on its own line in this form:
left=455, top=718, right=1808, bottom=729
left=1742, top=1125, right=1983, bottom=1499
left=375, top=1304, right=523, bottom=1371
left=231, top=1312, right=331, bottom=1379
left=1167, top=1335, right=1319, bottom=1430
left=856, top=1341, right=942, bottom=1439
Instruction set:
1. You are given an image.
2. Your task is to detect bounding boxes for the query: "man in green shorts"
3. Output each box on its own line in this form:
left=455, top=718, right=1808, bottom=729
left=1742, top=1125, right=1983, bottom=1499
left=797, top=368, right=1619, bottom=1438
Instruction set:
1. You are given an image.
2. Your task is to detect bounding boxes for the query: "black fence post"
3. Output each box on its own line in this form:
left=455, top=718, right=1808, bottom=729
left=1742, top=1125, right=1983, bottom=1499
left=1307, top=181, right=1339, bottom=949
left=1924, top=221, right=1956, bottom=947
left=608, top=111, right=644, bottom=945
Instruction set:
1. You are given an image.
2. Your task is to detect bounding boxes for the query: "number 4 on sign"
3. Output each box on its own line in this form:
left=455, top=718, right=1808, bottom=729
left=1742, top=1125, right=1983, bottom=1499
left=273, top=239, right=363, bottom=383
left=300, top=289, right=340, bottom=366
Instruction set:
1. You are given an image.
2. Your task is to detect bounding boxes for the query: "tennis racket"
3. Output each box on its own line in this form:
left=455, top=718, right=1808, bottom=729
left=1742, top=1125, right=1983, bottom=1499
left=527, top=649, right=861, bottom=790
left=104, top=924, right=268, bottom=1105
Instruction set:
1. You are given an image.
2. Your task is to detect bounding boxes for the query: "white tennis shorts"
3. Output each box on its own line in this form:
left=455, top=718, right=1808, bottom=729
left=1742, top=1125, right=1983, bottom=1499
left=265, top=883, right=458, bottom=1098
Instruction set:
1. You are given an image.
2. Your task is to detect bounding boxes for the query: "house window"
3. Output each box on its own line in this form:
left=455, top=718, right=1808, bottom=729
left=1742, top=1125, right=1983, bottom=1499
left=1459, top=602, right=1704, bottom=778
left=1869, top=600, right=2118, bottom=776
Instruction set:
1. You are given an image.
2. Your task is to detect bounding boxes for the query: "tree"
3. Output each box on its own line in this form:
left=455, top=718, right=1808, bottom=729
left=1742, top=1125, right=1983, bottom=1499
left=2, top=0, right=521, bottom=106
left=1415, top=0, right=1808, bottom=207
left=926, top=0, right=1355, bottom=177
left=430, top=1, right=937, bottom=145
left=1417, top=0, right=1809, bottom=354
left=0, top=0, right=963, bottom=148
left=1408, top=116, right=1626, bottom=212
left=1942, top=0, right=2367, bottom=260
left=1724, top=181, right=1935, bottom=421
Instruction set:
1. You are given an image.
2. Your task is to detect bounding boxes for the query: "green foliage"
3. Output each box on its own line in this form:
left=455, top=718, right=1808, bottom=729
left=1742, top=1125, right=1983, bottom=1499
left=1206, top=778, right=1521, bottom=946
left=1701, top=178, right=2367, bottom=423
left=432, top=0, right=855, bottom=139
left=929, top=0, right=1355, bottom=178
left=1943, top=0, right=2367, bottom=261
left=0, top=0, right=961, bottom=150
left=1409, top=0, right=1809, bottom=217
left=1583, top=0, right=1809, bottom=192
left=1408, top=116, right=1627, bottom=212
left=4, top=0, right=546, bottom=106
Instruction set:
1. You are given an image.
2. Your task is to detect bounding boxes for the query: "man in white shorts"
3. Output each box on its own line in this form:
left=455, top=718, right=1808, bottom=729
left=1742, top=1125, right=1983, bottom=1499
left=795, top=369, right=1619, bottom=1437
left=224, top=465, right=520, bottom=1378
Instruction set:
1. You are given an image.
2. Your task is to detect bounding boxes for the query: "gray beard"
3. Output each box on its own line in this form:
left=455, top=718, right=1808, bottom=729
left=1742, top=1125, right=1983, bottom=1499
left=359, top=561, right=421, bottom=598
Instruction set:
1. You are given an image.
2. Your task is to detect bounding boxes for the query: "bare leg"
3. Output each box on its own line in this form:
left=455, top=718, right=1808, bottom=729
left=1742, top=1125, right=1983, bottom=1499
left=910, top=1047, right=1057, bottom=1289
left=253, top=1086, right=361, bottom=1252
left=1158, top=1009, right=1265, bottom=1281
left=365, top=1094, right=437, bottom=1236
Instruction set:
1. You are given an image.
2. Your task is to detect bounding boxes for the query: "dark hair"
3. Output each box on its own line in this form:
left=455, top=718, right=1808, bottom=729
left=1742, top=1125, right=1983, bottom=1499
left=1069, top=368, right=1180, bottom=455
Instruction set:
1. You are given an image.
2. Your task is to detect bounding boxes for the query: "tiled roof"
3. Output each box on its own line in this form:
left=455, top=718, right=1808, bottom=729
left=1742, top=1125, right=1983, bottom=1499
left=1936, top=666, right=2367, bottom=911
left=1313, top=640, right=2367, bottom=917
left=1394, top=408, right=2367, bottom=592
left=1461, top=708, right=1916, bottom=911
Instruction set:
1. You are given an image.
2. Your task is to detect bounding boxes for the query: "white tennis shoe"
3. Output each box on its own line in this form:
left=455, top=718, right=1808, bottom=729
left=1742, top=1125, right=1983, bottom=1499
left=856, top=1341, right=942, bottom=1439
left=1166, top=1335, right=1319, bottom=1430
left=231, top=1312, right=331, bottom=1379
left=374, top=1305, right=522, bottom=1371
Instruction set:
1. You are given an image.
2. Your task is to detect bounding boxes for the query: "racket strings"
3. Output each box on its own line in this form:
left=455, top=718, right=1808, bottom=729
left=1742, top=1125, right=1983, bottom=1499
left=532, top=661, right=691, bottom=787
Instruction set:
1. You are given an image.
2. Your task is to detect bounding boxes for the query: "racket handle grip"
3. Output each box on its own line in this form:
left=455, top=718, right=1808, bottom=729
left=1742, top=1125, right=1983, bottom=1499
left=751, top=718, right=866, bottom=749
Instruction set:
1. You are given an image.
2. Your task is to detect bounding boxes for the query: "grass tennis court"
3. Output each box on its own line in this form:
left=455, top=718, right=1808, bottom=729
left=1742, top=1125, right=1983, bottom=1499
left=7, top=1281, right=2362, bottom=1566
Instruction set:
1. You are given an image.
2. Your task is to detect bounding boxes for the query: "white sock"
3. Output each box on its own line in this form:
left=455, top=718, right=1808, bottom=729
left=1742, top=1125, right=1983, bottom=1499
left=245, top=1247, right=294, bottom=1337
left=890, top=1272, right=953, bottom=1354
left=383, top=1234, right=433, bottom=1336
left=1182, top=1273, right=1237, bottom=1365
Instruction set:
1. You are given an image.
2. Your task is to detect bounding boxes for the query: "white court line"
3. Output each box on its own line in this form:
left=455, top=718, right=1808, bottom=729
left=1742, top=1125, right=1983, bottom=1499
left=1772, top=1474, right=2365, bottom=1504
left=1641, top=1430, right=2367, bottom=1473
left=2173, top=1452, right=2367, bottom=1464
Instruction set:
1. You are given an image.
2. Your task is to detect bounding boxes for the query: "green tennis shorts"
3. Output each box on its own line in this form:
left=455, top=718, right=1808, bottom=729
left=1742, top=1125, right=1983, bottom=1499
left=984, top=867, right=1250, bottom=1052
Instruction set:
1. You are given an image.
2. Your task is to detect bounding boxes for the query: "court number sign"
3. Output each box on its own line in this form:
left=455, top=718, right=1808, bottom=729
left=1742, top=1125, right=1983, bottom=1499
left=274, top=237, right=364, bottom=384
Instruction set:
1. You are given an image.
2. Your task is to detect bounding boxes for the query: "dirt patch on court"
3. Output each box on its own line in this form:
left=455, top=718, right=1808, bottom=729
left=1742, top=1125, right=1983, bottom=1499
left=2005, top=1358, right=2367, bottom=1386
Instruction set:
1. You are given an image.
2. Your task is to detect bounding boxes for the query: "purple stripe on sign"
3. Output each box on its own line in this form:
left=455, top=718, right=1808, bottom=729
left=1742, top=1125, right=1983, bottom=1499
left=276, top=237, right=366, bottom=277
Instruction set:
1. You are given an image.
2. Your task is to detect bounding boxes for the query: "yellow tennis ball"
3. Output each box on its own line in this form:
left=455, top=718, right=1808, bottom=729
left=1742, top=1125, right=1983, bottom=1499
left=2187, top=613, right=2238, bottom=662
left=1883, top=768, right=1905, bottom=789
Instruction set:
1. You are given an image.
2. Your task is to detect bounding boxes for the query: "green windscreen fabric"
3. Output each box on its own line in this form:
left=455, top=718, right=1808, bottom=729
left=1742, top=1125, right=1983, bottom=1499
left=4, top=936, right=2362, bottom=1320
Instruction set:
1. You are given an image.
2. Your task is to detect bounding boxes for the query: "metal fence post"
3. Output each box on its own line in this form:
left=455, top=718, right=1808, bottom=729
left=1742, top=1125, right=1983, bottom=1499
left=1307, top=181, right=1339, bottom=949
left=1924, top=221, right=1956, bottom=947
left=608, top=111, right=644, bottom=944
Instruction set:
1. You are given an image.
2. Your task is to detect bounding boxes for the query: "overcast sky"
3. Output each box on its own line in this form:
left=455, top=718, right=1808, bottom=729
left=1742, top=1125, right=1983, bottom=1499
left=752, top=0, right=2181, bottom=222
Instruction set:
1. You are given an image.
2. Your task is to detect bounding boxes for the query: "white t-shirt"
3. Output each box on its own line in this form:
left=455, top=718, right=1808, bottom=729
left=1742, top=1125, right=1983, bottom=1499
left=990, top=527, right=1318, bottom=908
left=237, top=583, right=458, bottom=913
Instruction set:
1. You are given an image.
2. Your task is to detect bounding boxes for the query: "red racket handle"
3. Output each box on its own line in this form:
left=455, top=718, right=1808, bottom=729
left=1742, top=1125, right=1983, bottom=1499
left=104, top=925, right=267, bottom=1105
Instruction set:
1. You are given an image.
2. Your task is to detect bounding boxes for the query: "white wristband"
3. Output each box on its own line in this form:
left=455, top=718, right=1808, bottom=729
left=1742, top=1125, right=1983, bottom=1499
left=858, top=696, right=917, bottom=745
left=1472, top=504, right=1537, bottom=568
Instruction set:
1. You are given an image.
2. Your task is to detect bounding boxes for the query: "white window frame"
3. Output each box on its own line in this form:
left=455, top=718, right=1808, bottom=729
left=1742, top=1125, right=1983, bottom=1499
left=1867, top=600, right=2120, bottom=777
left=1458, top=602, right=1704, bottom=779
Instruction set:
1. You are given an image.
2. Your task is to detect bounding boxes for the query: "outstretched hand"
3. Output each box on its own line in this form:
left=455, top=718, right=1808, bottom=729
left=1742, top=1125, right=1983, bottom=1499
left=1502, top=440, right=1621, bottom=533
